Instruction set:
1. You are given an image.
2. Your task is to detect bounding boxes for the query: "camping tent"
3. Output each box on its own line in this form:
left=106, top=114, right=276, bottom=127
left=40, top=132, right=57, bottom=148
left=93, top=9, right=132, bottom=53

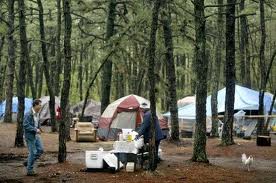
left=70, top=99, right=101, bottom=120
left=164, top=85, right=275, bottom=134
left=164, top=85, right=275, bottom=118
left=39, top=96, right=60, bottom=124
left=98, top=94, right=168, bottom=140
left=0, top=97, right=33, bottom=122
left=177, top=96, right=195, bottom=108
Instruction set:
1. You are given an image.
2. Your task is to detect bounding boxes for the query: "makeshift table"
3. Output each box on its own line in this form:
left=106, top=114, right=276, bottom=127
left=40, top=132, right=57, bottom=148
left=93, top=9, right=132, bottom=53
left=111, top=141, right=139, bottom=171
left=111, top=141, right=149, bottom=171
left=113, top=141, right=137, bottom=153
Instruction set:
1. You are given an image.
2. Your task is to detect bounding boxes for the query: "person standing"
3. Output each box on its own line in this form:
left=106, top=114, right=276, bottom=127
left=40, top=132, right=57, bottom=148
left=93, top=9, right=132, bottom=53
left=138, top=103, right=164, bottom=163
left=23, top=99, right=44, bottom=176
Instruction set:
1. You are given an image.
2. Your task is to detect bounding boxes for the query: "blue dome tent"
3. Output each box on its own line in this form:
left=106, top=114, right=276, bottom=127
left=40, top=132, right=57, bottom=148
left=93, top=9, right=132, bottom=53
left=0, top=97, right=33, bottom=120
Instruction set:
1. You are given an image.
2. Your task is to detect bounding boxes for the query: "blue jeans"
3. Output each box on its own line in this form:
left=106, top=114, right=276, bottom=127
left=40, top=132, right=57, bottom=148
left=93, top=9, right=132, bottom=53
left=25, top=135, right=44, bottom=173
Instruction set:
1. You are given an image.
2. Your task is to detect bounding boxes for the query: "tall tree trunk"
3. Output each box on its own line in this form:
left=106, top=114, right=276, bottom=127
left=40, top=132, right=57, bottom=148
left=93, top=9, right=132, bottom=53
left=206, top=49, right=212, bottom=92
left=131, top=57, right=138, bottom=94
left=85, top=58, right=89, bottom=81
left=125, top=59, right=131, bottom=94
left=190, top=55, right=196, bottom=95
left=240, top=1, right=250, bottom=87
left=118, top=72, right=125, bottom=97
left=161, top=6, right=179, bottom=141
left=114, top=65, right=124, bottom=99
left=0, top=9, right=5, bottom=100
left=0, top=36, right=5, bottom=101
left=25, top=81, right=30, bottom=97
left=244, top=28, right=251, bottom=87
left=114, top=66, right=119, bottom=99
left=147, top=0, right=162, bottom=171
left=26, top=52, right=36, bottom=99
left=25, top=43, right=35, bottom=99
left=55, top=0, right=62, bottom=96
left=100, top=0, right=116, bottom=114
left=37, top=0, right=57, bottom=132
left=180, top=54, right=186, bottom=91
left=161, top=61, right=167, bottom=111
left=19, top=16, right=35, bottom=99
left=221, top=0, right=236, bottom=146
left=239, top=0, right=251, bottom=87
left=265, top=89, right=276, bottom=130
left=261, top=50, right=276, bottom=130
left=257, top=0, right=267, bottom=135
left=4, top=0, right=16, bottom=123
left=192, top=0, right=209, bottom=163
left=58, top=0, right=72, bottom=163
left=37, top=57, right=44, bottom=98
left=15, top=0, right=29, bottom=147
left=49, top=29, right=57, bottom=100
left=136, top=58, right=145, bottom=96
left=211, top=0, right=224, bottom=137
left=78, top=42, right=83, bottom=101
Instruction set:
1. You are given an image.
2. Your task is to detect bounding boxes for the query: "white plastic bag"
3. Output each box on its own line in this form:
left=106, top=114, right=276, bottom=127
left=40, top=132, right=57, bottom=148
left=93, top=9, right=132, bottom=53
left=134, top=137, right=144, bottom=149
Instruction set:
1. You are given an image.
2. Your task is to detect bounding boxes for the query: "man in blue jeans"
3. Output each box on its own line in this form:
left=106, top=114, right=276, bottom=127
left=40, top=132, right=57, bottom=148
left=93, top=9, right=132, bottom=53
left=23, top=99, right=44, bottom=176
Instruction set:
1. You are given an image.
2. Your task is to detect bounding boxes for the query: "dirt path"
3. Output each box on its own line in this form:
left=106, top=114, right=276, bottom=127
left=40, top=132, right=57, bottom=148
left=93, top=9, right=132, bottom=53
left=1, top=146, right=276, bottom=182
left=166, top=153, right=276, bottom=172
left=1, top=123, right=276, bottom=183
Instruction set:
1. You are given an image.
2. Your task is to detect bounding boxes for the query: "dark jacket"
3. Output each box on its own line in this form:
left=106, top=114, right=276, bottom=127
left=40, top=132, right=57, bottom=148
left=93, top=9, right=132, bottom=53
left=23, top=110, right=40, bottom=140
left=138, top=111, right=164, bottom=143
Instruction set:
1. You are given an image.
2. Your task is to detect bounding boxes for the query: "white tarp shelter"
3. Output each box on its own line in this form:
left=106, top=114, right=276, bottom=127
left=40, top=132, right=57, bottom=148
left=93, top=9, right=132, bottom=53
left=164, top=85, right=275, bottom=119
left=164, top=85, right=275, bottom=134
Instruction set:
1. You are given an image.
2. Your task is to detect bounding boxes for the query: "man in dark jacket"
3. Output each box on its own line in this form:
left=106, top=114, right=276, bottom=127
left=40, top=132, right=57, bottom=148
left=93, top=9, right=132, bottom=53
left=23, top=99, right=44, bottom=176
left=138, top=104, right=164, bottom=162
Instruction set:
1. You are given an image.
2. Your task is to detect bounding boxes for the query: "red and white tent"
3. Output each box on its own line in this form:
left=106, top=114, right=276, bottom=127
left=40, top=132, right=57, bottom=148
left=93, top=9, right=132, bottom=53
left=98, top=94, right=167, bottom=140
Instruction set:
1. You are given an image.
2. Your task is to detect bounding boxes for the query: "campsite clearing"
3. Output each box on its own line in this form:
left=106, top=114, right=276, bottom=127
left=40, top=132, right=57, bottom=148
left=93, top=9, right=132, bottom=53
left=0, top=123, right=276, bottom=183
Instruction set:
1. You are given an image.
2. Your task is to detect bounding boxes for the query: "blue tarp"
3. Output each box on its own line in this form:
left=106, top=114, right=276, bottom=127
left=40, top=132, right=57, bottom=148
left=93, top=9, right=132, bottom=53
left=164, top=85, right=275, bottom=119
left=0, top=97, right=33, bottom=117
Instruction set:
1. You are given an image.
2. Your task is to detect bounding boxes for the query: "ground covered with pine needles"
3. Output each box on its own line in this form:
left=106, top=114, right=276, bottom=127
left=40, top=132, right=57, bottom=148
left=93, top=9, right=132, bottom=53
left=0, top=123, right=276, bottom=183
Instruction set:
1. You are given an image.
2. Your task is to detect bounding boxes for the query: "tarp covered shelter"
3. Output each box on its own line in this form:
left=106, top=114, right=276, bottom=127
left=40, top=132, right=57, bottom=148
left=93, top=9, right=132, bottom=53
left=70, top=99, right=101, bottom=120
left=164, top=85, right=275, bottom=118
left=0, top=97, right=33, bottom=122
left=39, top=96, right=60, bottom=124
left=164, top=85, right=275, bottom=133
left=177, top=96, right=195, bottom=108
left=98, top=94, right=168, bottom=140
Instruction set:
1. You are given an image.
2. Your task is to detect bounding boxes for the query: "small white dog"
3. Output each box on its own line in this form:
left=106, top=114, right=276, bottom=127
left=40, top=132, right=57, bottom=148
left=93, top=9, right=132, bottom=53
left=241, top=153, right=254, bottom=171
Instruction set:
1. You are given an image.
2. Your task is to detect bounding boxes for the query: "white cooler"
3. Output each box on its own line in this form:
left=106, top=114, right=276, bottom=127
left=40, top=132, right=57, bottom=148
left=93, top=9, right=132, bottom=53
left=103, top=153, right=123, bottom=170
left=85, top=151, right=109, bottom=169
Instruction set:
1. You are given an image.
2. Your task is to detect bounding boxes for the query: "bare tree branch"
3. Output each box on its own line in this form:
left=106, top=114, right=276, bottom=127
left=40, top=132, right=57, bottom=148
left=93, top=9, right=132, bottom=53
left=0, top=16, right=9, bottom=26
left=72, top=12, right=105, bottom=24
left=205, top=3, right=239, bottom=8
left=235, top=12, right=256, bottom=19
left=77, top=22, right=105, bottom=40
left=264, top=49, right=276, bottom=86
left=174, top=1, right=195, bottom=17
left=81, top=49, right=116, bottom=118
